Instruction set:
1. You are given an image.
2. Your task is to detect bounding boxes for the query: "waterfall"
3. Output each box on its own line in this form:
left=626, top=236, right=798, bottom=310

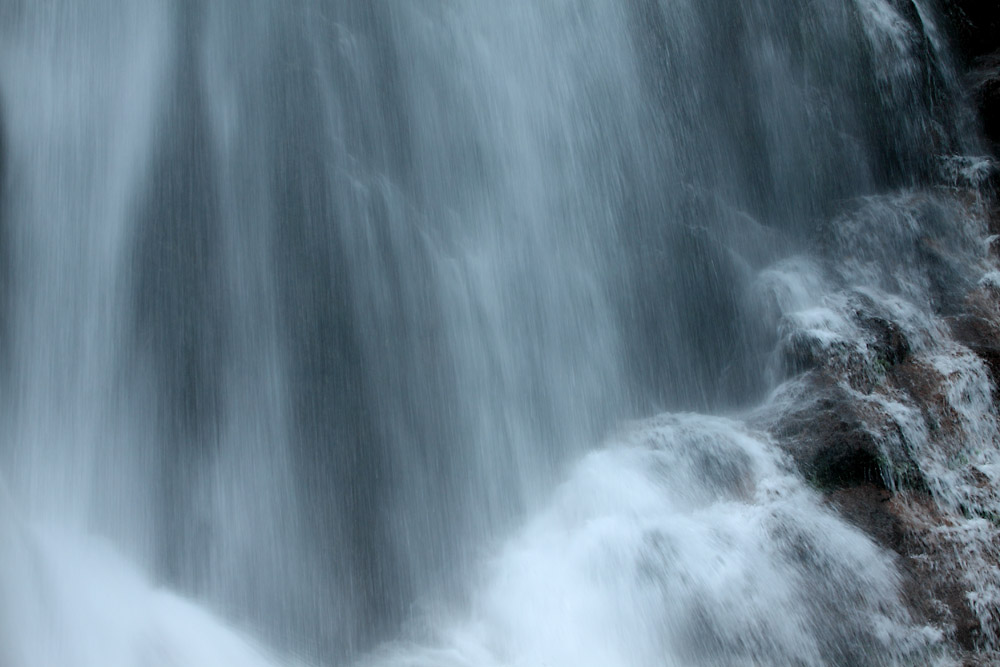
left=0, top=1, right=995, bottom=664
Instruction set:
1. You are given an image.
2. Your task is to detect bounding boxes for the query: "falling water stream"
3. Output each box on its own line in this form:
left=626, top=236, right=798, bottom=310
left=0, top=1, right=992, bottom=665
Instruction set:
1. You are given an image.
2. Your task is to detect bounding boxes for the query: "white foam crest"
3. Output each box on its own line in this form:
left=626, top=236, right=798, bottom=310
left=929, top=349, right=1000, bottom=470
left=364, top=415, right=944, bottom=667
left=939, top=155, right=997, bottom=188
left=853, top=0, right=920, bottom=98
left=754, top=256, right=828, bottom=314
left=0, top=509, right=305, bottom=667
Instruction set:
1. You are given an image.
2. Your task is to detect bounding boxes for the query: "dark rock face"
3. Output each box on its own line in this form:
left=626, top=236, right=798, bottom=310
left=972, top=58, right=1000, bottom=150
left=949, top=286, right=1000, bottom=386
left=760, top=11, right=1000, bottom=661
left=774, top=381, right=903, bottom=491
left=825, top=483, right=984, bottom=658
left=760, top=208, right=1000, bottom=662
left=944, top=0, right=1000, bottom=148
left=943, top=0, right=1000, bottom=66
left=764, top=326, right=996, bottom=659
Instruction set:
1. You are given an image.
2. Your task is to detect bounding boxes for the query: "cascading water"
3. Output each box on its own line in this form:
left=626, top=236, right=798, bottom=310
left=0, top=0, right=995, bottom=665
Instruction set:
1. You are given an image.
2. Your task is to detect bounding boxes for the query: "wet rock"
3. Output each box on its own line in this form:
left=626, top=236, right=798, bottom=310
left=942, top=1, right=1000, bottom=68
left=950, top=314, right=1000, bottom=386
left=825, top=484, right=900, bottom=551
left=971, top=56, right=1000, bottom=151
left=778, top=330, right=843, bottom=376
left=859, top=312, right=911, bottom=368
left=949, top=283, right=1000, bottom=386
left=764, top=240, right=1000, bottom=659
left=892, top=497, right=991, bottom=661
left=943, top=1, right=1000, bottom=148
left=819, top=484, right=986, bottom=658
left=771, top=371, right=988, bottom=656
left=771, top=378, right=919, bottom=491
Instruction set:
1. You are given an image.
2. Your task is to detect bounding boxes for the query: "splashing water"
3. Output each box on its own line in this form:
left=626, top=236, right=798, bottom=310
left=0, top=0, right=992, bottom=664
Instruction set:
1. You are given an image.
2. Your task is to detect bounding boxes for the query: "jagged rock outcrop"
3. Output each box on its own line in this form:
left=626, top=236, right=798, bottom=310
left=755, top=183, right=1000, bottom=662
left=748, top=9, right=1000, bottom=662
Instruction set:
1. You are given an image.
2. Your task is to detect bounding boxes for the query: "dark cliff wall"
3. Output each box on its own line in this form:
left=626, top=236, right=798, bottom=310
left=944, top=0, right=1000, bottom=149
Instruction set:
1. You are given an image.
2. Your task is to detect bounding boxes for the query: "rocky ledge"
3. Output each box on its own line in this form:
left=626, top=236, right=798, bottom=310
left=751, top=175, right=1000, bottom=663
left=741, top=6, right=1000, bottom=662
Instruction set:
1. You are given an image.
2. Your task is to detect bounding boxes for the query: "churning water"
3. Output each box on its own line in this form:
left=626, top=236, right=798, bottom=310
left=0, top=1, right=990, bottom=665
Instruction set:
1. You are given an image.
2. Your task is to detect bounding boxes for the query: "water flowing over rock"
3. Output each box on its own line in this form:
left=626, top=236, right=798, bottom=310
left=755, top=181, right=1000, bottom=661
left=0, top=1, right=998, bottom=665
